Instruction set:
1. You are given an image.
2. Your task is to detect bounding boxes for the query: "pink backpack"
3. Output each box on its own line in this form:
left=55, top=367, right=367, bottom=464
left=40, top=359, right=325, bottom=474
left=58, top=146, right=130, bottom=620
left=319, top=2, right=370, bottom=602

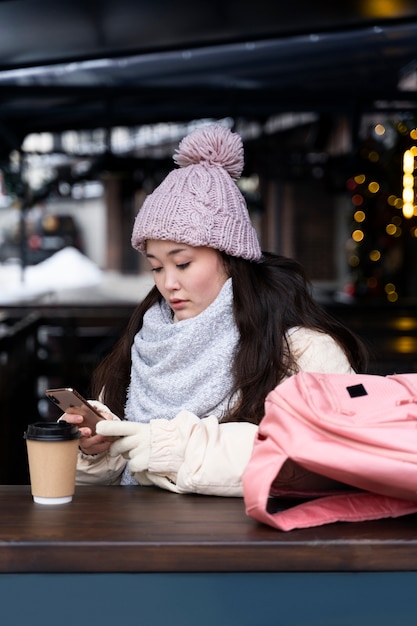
left=243, top=372, right=417, bottom=530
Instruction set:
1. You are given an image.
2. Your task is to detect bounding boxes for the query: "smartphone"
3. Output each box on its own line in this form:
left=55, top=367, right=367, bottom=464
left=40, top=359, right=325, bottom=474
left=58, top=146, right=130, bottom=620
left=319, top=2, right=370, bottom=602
left=45, top=387, right=105, bottom=434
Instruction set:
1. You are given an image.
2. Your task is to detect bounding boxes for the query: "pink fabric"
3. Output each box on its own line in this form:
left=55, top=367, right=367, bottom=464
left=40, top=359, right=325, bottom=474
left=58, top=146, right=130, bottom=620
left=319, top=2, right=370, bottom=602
left=243, top=372, right=417, bottom=530
left=252, top=492, right=417, bottom=532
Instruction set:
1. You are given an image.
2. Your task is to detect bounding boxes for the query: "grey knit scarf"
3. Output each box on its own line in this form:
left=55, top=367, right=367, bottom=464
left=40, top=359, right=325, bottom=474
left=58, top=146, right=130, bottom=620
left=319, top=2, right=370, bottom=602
left=121, top=279, right=238, bottom=484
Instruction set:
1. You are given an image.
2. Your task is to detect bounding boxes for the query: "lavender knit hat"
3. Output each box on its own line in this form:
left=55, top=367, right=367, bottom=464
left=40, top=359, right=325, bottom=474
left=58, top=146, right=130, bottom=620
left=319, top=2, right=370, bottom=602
left=131, top=124, right=262, bottom=261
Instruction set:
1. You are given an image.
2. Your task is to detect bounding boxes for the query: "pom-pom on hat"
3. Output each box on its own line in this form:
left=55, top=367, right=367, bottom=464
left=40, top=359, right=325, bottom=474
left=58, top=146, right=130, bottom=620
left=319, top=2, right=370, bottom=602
left=131, top=124, right=262, bottom=261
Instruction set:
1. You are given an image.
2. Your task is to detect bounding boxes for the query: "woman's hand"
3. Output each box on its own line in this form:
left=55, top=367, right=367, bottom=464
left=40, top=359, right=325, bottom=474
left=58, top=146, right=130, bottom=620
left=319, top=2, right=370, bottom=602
left=62, top=401, right=117, bottom=456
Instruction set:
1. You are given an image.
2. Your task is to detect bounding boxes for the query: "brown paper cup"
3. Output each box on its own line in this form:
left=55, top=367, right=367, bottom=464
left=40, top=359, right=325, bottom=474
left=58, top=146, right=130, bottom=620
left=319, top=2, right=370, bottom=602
left=24, top=421, right=81, bottom=504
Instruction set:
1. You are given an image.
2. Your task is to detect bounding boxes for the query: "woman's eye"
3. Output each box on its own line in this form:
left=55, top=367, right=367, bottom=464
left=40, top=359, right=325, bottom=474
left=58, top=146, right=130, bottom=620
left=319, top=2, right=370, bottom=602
left=151, top=267, right=162, bottom=273
left=177, top=262, right=190, bottom=270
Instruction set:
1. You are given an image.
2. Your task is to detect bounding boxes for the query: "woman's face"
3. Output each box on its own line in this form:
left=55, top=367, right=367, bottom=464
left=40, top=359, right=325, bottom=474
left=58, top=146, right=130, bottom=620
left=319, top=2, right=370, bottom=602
left=145, top=239, right=229, bottom=321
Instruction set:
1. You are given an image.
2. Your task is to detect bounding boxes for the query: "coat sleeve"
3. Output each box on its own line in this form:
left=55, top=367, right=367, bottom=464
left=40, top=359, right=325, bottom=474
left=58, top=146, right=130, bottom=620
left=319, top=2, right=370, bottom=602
left=138, top=411, right=258, bottom=496
left=76, top=449, right=127, bottom=485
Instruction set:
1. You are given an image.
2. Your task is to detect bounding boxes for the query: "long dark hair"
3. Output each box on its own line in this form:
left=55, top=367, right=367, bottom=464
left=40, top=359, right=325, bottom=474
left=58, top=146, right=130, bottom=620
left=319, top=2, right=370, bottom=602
left=223, top=252, right=367, bottom=423
left=91, top=251, right=368, bottom=424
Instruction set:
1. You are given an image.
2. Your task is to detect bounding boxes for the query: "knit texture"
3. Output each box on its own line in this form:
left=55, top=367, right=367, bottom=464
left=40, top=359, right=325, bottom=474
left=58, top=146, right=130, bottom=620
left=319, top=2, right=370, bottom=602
left=131, top=124, right=261, bottom=261
left=124, top=278, right=238, bottom=424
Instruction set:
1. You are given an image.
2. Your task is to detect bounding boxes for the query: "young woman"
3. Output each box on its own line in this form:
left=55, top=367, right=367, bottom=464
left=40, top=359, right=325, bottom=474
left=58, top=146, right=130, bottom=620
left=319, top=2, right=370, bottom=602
left=64, top=124, right=367, bottom=496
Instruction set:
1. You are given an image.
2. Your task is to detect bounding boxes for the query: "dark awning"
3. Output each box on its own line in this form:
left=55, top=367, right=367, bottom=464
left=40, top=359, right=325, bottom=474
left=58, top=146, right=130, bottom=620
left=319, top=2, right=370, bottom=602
left=0, top=0, right=416, bottom=152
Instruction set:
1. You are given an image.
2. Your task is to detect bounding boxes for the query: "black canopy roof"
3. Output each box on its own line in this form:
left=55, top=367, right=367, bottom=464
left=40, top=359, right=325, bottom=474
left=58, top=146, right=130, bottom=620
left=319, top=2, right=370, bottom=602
left=0, top=0, right=417, bottom=153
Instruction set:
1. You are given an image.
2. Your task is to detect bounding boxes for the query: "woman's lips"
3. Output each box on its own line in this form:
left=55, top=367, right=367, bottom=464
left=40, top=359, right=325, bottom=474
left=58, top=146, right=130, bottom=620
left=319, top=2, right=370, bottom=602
left=170, top=299, right=186, bottom=310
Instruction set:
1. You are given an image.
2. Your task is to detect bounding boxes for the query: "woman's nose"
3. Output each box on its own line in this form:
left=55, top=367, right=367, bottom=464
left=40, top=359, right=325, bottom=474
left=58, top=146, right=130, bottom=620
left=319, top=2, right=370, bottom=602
left=164, top=270, right=180, bottom=290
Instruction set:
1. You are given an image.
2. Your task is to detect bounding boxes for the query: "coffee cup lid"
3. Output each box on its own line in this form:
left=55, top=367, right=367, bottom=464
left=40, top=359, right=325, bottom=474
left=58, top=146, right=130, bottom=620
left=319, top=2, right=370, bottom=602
left=24, top=421, right=81, bottom=441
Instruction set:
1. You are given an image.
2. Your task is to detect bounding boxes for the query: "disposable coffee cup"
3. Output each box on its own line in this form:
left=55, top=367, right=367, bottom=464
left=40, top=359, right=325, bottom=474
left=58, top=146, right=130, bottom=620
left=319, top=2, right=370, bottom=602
left=24, top=421, right=81, bottom=505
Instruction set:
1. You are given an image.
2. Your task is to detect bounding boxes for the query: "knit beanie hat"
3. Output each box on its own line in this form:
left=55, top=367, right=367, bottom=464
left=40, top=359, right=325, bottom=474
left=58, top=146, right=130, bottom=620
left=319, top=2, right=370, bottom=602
left=131, top=124, right=262, bottom=261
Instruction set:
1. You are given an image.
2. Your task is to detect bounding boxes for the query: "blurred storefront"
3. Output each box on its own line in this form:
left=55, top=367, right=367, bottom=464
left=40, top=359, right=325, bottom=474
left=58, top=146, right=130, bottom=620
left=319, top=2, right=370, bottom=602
left=1, top=1, right=417, bottom=483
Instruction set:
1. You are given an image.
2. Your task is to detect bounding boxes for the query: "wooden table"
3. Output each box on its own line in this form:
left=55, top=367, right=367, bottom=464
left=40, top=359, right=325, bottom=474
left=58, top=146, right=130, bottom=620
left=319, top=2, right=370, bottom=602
left=1, top=485, right=417, bottom=625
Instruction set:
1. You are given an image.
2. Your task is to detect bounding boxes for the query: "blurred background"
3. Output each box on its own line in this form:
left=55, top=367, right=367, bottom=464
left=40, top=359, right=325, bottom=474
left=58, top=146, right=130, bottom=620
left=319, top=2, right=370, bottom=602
left=1, top=0, right=417, bottom=482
